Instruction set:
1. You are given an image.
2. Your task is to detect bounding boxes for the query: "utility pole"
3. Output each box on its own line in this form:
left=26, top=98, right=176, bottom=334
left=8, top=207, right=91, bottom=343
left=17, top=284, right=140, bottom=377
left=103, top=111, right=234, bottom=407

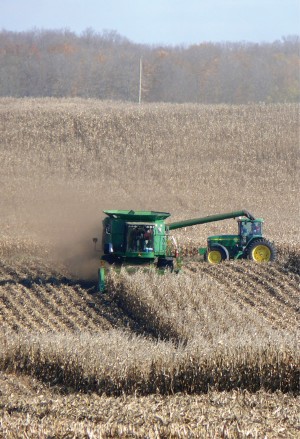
left=139, top=57, right=142, bottom=104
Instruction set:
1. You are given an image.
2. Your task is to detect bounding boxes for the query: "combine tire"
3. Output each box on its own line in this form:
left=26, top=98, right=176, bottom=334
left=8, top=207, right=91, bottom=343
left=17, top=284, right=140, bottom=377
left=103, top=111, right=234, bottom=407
left=247, top=239, right=276, bottom=262
left=205, top=245, right=229, bottom=264
left=157, top=258, right=174, bottom=271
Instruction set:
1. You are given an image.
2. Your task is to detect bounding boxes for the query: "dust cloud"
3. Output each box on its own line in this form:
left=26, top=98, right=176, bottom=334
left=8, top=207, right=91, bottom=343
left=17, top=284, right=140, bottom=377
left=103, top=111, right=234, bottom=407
left=1, top=179, right=105, bottom=280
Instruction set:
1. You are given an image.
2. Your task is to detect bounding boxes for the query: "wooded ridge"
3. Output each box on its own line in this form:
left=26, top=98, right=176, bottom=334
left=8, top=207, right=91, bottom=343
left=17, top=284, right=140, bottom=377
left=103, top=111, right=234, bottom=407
left=0, top=29, right=299, bottom=103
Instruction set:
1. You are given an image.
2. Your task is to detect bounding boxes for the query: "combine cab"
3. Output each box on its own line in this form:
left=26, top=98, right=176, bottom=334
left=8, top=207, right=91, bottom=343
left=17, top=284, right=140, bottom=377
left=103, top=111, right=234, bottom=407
left=94, top=209, right=276, bottom=291
left=100, top=210, right=174, bottom=266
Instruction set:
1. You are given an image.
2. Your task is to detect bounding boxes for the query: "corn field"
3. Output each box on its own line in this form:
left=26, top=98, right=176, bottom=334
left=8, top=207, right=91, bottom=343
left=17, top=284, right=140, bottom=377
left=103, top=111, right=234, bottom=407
left=0, top=98, right=299, bottom=437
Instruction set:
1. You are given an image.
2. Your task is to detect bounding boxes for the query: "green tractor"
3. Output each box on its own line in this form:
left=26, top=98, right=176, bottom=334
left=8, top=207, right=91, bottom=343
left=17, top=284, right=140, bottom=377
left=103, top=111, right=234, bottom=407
left=93, top=209, right=276, bottom=292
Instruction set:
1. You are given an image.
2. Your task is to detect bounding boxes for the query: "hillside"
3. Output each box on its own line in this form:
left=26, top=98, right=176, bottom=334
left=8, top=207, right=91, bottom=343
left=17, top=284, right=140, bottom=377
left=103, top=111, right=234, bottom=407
left=0, top=99, right=299, bottom=437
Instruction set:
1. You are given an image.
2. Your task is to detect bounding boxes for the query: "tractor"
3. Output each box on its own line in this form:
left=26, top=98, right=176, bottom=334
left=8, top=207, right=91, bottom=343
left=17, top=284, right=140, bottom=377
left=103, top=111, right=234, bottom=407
left=93, top=209, right=276, bottom=292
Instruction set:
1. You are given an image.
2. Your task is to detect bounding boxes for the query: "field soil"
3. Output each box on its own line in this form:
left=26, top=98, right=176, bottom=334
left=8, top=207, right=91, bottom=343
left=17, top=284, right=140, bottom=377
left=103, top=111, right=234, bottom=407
left=0, top=99, right=299, bottom=438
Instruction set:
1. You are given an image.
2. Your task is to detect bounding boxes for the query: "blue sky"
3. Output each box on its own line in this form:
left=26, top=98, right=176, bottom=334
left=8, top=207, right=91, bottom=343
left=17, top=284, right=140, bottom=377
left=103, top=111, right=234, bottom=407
left=1, top=0, right=299, bottom=45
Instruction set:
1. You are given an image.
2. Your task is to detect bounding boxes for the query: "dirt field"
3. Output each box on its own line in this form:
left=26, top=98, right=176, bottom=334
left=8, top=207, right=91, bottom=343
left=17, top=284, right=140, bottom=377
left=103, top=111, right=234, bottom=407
left=0, top=99, right=299, bottom=437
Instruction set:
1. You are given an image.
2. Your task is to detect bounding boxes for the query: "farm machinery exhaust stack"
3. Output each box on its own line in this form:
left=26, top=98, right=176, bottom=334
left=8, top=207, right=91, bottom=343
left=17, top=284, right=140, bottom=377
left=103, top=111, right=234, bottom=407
left=93, top=209, right=276, bottom=292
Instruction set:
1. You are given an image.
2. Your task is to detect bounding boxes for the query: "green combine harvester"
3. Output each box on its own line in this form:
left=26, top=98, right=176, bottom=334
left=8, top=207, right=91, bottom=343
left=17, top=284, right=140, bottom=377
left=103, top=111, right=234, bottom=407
left=93, top=209, right=276, bottom=292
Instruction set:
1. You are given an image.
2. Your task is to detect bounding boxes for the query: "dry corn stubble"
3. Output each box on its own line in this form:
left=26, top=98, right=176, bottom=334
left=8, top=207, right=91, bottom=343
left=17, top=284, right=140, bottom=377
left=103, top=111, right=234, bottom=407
left=0, top=328, right=298, bottom=396
left=1, top=369, right=299, bottom=438
left=0, top=99, right=299, bottom=244
left=1, top=261, right=299, bottom=394
left=0, top=98, right=299, bottom=436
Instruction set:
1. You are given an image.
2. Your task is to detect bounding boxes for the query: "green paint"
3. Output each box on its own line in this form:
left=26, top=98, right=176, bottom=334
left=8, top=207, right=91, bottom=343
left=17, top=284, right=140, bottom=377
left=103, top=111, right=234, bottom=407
left=96, top=209, right=271, bottom=291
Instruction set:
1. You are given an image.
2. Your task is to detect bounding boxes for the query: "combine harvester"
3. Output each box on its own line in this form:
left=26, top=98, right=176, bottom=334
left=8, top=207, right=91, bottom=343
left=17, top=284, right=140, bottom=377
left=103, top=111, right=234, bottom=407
left=93, top=209, right=276, bottom=292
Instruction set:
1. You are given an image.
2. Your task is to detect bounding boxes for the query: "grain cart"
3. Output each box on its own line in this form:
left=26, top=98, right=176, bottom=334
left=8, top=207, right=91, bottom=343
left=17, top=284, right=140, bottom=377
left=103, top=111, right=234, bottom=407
left=93, top=209, right=276, bottom=291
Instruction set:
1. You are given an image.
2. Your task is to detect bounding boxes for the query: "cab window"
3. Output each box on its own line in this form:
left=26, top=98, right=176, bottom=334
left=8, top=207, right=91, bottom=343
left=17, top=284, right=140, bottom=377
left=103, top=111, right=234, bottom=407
left=127, top=225, right=154, bottom=252
left=240, top=221, right=261, bottom=236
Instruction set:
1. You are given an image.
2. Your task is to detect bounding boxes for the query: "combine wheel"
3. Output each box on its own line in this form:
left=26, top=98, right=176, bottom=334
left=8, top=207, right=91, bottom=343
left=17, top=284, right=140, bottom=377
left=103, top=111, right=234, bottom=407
left=247, top=239, right=276, bottom=262
left=157, top=258, right=174, bottom=272
left=205, top=245, right=229, bottom=264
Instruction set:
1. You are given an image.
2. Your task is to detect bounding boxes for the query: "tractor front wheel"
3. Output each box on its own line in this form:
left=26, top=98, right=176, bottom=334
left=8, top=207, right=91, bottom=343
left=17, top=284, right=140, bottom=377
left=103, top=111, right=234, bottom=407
left=205, top=245, right=229, bottom=264
left=247, top=239, right=276, bottom=262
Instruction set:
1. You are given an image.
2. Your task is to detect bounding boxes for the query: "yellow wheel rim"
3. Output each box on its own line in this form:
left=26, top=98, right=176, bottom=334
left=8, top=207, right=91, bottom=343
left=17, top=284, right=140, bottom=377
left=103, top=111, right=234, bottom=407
left=252, top=245, right=271, bottom=262
left=207, top=250, right=222, bottom=264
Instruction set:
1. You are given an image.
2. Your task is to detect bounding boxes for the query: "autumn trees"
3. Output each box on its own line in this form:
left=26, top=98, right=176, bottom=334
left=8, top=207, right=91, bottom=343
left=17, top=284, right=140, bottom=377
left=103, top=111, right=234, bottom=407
left=0, top=29, right=299, bottom=103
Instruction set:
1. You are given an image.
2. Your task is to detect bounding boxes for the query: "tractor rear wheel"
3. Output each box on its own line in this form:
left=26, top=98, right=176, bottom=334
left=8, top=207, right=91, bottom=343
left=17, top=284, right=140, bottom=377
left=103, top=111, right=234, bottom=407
left=247, top=239, right=276, bottom=262
left=205, top=245, right=229, bottom=264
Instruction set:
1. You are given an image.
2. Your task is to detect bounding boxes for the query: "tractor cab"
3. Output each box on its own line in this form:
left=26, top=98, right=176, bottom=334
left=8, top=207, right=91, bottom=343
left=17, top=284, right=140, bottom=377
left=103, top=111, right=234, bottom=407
left=238, top=218, right=263, bottom=244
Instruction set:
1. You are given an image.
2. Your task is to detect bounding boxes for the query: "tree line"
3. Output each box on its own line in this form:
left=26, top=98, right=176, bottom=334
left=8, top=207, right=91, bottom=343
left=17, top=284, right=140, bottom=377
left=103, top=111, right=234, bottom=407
left=0, top=29, right=299, bottom=103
